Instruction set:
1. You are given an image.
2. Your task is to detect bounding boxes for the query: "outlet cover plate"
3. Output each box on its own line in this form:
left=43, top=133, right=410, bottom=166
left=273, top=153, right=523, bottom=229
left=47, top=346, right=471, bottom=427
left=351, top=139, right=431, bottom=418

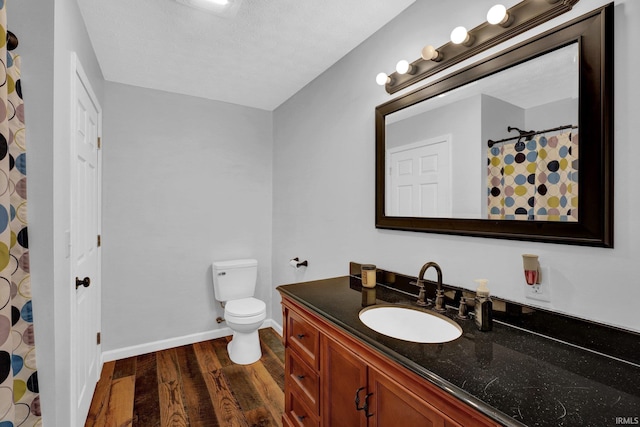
left=525, top=266, right=551, bottom=302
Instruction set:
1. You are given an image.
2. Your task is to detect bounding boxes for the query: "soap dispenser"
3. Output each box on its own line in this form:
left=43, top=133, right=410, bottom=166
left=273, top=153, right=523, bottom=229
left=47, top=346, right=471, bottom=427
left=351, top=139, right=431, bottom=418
left=474, top=279, right=493, bottom=331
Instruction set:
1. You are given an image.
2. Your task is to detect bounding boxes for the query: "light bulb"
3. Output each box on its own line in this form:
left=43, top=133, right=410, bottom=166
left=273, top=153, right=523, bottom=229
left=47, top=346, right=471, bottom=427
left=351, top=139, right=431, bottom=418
left=376, top=72, right=390, bottom=86
left=395, top=60, right=412, bottom=75
left=421, top=45, right=440, bottom=61
left=487, top=4, right=508, bottom=25
left=450, top=26, right=469, bottom=44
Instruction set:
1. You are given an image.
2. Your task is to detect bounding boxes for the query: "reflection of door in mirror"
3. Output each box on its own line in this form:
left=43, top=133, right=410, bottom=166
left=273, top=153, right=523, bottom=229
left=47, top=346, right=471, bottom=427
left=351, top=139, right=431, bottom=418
left=386, top=136, right=452, bottom=217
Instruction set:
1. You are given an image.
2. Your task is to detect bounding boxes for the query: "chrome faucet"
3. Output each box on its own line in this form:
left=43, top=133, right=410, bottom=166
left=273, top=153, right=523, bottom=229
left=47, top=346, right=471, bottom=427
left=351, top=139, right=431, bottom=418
left=413, top=262, right=447, bottom=312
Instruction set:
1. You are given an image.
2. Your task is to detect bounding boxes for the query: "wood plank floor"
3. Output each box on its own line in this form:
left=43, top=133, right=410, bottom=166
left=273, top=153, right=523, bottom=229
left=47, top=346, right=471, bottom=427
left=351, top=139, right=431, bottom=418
left=85, top=328, right=285, bottom=427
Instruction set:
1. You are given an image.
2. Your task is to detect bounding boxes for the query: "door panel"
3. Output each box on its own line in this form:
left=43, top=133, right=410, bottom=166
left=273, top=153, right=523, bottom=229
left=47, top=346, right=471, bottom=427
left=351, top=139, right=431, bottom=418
left=72, top=57, right=102, bottom=425
left=387, top=136, right=452, bottom=217
left=321, top=336, right=368, bottom=427
left=368, top=368, right=449, bottom=427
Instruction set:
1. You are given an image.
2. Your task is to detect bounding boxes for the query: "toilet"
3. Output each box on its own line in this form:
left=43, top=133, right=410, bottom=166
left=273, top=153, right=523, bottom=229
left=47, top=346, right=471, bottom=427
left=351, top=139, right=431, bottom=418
left=212, top=259, right=266, bottom=365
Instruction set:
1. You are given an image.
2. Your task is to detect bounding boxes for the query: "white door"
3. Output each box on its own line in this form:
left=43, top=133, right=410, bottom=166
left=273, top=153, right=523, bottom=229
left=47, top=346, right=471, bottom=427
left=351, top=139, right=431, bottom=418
left=387, top=136, right=452, bottom=217
left=71, top=54, right=102, bottom=425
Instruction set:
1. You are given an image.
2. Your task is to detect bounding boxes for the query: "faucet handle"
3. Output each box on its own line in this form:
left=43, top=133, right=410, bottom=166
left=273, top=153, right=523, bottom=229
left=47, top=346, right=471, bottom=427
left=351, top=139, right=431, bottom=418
left=433, top=289, right=447, bottom=312
left=411, top=280, right=429, bottom=307
left=456, top=296, right=469, bottom=320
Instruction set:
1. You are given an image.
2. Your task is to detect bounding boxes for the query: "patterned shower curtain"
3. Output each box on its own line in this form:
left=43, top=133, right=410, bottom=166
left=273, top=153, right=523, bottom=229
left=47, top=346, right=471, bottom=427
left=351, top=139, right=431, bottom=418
left=0, top=2, right=42, bottom=426
left=488, top=132, right=578, bottom=221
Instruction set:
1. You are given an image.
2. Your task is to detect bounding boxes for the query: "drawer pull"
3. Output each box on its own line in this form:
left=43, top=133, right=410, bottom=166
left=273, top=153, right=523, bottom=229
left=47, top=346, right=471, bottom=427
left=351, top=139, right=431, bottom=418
left=296, top=333, right=306, bottom=339
left=296, top=374, right=305, bottom=380
left=354, top=386, right=365, bottom=410
left=297, top=415, right=306, bottom=421
left=355, top=386, right=374, bottom=418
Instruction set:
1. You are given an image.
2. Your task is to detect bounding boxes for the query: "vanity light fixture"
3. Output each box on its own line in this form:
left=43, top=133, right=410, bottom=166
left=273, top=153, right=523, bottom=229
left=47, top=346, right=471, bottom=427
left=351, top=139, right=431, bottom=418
left=379, top=0, right=580, bottom=94
left=487, top=4, right=511, bottom=26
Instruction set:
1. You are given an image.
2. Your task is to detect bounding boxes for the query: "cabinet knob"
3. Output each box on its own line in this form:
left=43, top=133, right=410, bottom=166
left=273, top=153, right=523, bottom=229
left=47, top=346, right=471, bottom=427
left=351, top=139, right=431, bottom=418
left=296, top=333, right=305, bottom=339
left=296, top=374, right=305, bottom=380
left=297, top=415, right=306, bottom=421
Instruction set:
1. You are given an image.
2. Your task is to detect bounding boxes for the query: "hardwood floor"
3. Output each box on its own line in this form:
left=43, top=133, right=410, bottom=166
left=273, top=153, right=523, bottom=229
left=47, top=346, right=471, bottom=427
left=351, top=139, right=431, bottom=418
left=85, top=328, right=285, bottom=427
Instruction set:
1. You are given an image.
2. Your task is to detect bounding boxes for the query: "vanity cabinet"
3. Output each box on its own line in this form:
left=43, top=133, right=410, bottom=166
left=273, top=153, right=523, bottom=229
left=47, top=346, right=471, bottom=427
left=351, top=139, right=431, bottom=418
left=281, top=295, right=499, bottom=427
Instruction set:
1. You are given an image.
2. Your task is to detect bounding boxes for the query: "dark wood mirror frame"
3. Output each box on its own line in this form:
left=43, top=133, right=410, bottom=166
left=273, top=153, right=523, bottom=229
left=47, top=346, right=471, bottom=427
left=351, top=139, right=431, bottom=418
left=375, top=4, right=613, bottom=247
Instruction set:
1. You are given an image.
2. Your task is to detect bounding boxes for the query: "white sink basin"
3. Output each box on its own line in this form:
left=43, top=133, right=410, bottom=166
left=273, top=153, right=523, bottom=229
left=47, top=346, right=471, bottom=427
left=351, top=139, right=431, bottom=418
left=359, top=305, right=462, bottom=343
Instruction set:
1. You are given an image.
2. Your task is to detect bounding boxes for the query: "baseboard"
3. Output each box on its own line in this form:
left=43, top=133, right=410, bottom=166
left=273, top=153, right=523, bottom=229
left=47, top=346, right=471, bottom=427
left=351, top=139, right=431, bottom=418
left=267, top=318, right=283, bottom=336
left=102, top=318, right=283, bottom=363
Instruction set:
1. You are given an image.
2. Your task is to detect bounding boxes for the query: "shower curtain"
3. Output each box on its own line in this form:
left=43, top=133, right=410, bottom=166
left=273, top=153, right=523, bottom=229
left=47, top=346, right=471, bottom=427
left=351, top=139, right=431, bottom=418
left=0, top=3, right=42, bottom=425
left=488, top=132, right=578, bottom=221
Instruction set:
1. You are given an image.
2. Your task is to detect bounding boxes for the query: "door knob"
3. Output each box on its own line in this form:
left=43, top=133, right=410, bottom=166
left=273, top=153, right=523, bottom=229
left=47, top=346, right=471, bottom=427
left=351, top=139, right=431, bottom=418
left=75, top=276, right=91, bottom=289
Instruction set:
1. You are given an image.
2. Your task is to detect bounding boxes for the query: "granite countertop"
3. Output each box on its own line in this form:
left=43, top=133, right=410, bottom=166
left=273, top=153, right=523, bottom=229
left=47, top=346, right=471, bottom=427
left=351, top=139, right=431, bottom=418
left=277, top=276, right=640, bottom=427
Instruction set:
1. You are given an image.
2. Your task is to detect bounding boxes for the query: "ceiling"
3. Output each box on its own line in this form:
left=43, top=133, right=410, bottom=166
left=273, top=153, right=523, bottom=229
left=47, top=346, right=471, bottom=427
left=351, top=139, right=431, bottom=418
left=76, top=0, right=416, bottom=111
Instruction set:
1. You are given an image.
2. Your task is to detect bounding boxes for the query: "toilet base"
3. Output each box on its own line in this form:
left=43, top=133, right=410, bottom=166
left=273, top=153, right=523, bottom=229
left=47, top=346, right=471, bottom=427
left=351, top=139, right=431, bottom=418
left=227, top=329, right=262, bottom=365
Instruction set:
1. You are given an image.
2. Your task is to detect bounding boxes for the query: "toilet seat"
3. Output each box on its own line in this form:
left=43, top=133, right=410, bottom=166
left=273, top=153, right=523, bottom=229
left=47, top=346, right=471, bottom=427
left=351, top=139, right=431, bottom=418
left=225, top=297, right=266, bottom=324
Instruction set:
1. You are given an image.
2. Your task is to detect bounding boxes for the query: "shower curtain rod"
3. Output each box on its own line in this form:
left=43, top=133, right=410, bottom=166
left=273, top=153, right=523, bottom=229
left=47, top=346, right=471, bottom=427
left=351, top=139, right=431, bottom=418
left=7, top=31, right=18, bottom=51
left=487, top=124, right=577, bottom=147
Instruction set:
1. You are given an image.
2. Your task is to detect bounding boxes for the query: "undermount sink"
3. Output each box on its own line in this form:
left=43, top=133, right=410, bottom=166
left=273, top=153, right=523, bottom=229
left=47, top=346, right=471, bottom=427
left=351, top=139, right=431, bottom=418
left=359, top=305, right=463, bottom=343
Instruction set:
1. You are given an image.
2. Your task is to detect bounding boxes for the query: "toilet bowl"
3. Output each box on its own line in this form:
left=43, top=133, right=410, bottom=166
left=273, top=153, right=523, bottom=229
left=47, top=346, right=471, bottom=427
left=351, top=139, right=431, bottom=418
left=212, top=259, right=266, bottom=365
left=224, top=297, right=266, bottom=365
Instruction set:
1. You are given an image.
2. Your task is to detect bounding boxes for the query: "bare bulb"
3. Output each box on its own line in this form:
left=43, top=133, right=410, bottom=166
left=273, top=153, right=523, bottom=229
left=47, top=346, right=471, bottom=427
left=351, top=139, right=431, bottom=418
left=421, top=45, right=440, bottom=61
left=487, top=4, right=508, bottom=25
left=376, top=72, right=390, bottom=86
left=395, top=60, right=412, bottom=75
left=450, top=26, right=469, bottom=45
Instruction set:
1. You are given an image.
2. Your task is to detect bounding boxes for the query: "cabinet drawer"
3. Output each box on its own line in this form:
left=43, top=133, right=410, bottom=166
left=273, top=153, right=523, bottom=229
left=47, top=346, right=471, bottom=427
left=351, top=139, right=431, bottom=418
left=286, top=348, right=319, bottom=414
left=287, top=309, right=319, bottom=369
left=285, top=390, right=319, bottom=427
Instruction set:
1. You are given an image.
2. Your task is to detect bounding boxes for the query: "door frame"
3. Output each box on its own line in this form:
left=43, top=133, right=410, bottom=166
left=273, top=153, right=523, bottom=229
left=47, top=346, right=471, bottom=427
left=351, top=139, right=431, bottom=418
left=69, top=51, right=103, bottom=426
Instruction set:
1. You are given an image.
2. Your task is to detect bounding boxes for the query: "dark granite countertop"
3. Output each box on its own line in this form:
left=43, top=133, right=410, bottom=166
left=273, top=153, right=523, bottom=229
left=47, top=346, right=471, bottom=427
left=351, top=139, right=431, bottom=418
left=277, top=276, right=640, bottom=427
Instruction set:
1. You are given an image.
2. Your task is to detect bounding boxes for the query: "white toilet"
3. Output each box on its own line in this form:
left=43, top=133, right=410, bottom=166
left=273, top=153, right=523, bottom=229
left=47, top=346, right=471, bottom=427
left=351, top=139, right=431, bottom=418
left=212, top=259, right=266, bottom=365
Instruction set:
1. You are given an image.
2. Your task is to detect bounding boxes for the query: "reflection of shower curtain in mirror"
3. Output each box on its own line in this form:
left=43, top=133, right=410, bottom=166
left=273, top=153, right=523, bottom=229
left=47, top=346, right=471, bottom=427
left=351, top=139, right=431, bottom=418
left=487, top=132, right=578, bottom=221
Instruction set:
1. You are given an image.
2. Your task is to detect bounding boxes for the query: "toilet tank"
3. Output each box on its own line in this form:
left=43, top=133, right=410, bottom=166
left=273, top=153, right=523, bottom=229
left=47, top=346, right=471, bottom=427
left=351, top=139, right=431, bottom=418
left=212, top=259, right=258, bottom=302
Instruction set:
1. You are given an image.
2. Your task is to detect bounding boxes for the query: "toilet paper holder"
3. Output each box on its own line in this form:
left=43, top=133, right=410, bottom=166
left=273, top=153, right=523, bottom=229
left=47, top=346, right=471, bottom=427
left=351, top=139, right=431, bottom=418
left=290, top=257, right=308, bottom=268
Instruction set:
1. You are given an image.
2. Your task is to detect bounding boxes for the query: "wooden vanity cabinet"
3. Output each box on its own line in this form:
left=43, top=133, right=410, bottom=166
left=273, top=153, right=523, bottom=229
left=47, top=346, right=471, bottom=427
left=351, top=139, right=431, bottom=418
left=281, top=296, right=499, bottom=427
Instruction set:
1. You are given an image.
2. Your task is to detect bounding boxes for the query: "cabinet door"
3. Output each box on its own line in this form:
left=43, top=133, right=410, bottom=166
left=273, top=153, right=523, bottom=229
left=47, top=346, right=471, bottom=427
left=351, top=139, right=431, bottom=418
left=368, top=368, right=449, bottom=427
left=321, top=335, right=368, bottom=427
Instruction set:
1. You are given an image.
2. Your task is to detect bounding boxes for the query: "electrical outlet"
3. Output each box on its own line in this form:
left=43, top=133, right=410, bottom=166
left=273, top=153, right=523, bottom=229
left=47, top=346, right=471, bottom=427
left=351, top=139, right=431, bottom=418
left=525, top=266, right=551, bottom=302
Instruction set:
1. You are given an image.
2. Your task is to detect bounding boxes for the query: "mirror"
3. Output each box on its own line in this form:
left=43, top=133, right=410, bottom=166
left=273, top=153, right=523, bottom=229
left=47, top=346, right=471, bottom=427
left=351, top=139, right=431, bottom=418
left=375, top=5, right=613, bottom=247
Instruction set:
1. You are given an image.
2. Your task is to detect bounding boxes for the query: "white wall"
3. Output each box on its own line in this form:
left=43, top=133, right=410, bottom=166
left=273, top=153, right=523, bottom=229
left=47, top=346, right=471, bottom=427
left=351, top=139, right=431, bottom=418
left=525, top=97, right=579, bottom=131
left=102, top=82, right=273, bottom=352
left=273, top=0, right=640, bottom=333
left=9, top=0, right=105, bottom=425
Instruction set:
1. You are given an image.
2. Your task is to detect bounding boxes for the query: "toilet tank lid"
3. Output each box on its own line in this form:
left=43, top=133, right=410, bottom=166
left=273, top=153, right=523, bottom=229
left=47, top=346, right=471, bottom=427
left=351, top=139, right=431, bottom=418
left=213, top=259, right=257, bottom=269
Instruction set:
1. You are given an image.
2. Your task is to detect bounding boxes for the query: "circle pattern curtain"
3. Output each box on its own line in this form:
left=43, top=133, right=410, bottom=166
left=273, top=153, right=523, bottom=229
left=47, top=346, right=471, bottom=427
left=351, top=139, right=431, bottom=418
left=0, top=1, right=42, bottom=425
